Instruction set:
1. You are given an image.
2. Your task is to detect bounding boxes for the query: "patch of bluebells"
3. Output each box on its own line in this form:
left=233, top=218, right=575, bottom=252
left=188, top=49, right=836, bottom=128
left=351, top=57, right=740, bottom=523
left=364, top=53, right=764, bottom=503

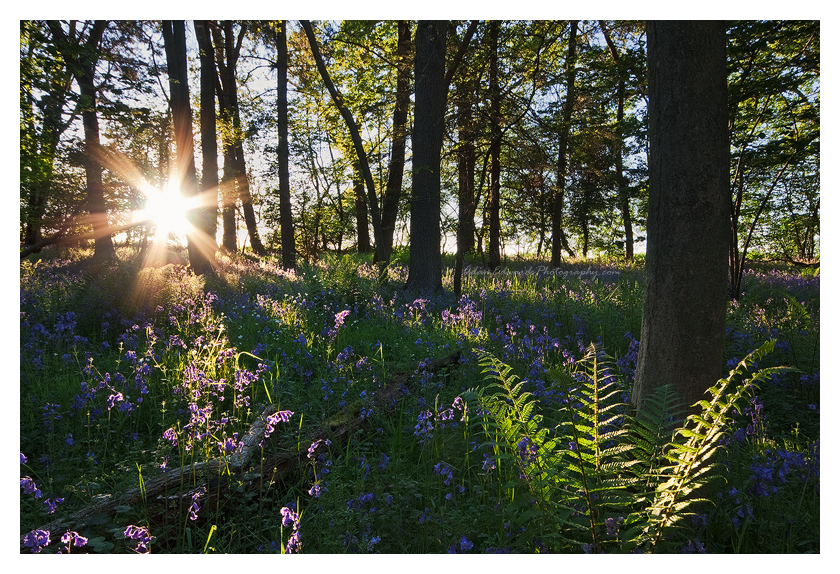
left=434, top=461, right=466, bottom=500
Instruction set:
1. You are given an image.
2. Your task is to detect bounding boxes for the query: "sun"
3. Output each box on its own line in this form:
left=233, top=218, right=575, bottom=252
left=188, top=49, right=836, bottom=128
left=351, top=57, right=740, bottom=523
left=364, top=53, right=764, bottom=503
left=135, top=179, right=199, bottom=241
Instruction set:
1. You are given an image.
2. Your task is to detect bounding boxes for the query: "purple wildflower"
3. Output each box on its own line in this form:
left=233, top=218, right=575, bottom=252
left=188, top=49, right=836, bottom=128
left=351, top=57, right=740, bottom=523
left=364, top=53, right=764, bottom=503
left=163, top=427, right=178, bottom=447
left=43, top=497, right=65, bottom=514
left=107, top=392, right=124, bottom=411
left=21, top=476, right=42, bottom=498
left=60, top=530, right=88, bottom=554
left=124, top=524, right=152, bottom=553
left=265, top=410, right=294, bottom=438
left=23, top=529, right=50, bottom=553
left=188, top=487, right=206, bottom=521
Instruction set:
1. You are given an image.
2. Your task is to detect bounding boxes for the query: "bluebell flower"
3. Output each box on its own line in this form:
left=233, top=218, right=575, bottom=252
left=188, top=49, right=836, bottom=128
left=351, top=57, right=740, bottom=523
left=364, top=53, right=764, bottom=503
left=188, top=487, right=206, bottom=521
left=124, top=524, right=152, bottom=553
left=23, top=529, right=50, bottom=553
left=60, top=530, right=88, bottom=553
left=163, top=427, right=178, bottom=447
left=20, top=476, right=42, bottom=498
left=43, top=497, right=64, bottom=514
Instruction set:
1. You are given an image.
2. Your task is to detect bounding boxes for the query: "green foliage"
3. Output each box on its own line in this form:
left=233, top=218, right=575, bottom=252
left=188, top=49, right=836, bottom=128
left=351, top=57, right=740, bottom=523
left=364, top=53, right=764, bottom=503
left=467, top=339, right=790, bottom=553
left=19, top=250, right=818, bottom=553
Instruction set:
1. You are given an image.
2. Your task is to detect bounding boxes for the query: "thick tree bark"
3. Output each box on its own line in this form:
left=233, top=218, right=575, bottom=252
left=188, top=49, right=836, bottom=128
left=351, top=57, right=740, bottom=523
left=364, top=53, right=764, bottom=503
left=194, top=20, right=220, bottom=261
left=487, top=20, right=502, bottom=272
left=406, top=21, right=448, bottom=291
left=377, top=20, right=412, bottom=264
left=275, top=21, right=296, bottom=270
left=631, top=21, right=729, bottom=415
left=551, top=21, right=578, bottom=267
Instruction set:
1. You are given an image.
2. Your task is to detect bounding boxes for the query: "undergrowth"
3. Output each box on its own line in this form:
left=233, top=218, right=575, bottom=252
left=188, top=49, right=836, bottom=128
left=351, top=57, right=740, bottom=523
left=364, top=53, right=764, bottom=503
left=19, top=246, right=819, bottom=553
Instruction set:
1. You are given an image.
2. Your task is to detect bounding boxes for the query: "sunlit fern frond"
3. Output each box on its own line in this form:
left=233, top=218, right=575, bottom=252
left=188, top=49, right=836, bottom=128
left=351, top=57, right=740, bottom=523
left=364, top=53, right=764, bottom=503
left=627, top=339, right=789, bottom=552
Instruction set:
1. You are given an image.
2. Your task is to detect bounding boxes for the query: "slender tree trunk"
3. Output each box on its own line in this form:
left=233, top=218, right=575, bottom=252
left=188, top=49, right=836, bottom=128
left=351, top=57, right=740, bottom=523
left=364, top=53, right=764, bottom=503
left=47, top=20, right=115, bottom=261
left=407, top=20, right=448, bottom=291
left=301, top=20, right=387, bottom=265
left=352, top=160, right=372, bottom=252
left=377, top=20, right=412, bottom=264
left=631, top=21, right=729, bottom=415
left=453, top=77, right=477, bottom=296
left=212, top=23, right=239, bottom=253
left=219, top=22, right=264, bottom=256
left=194, top=20, right=219, bottom=262
left=487, top=20, right=502, bottom=272
left=599, top=21, right=634, bottom=260
left=275, top=21, right=296, bottom=269
left=551, top=21, right=578, bottom=267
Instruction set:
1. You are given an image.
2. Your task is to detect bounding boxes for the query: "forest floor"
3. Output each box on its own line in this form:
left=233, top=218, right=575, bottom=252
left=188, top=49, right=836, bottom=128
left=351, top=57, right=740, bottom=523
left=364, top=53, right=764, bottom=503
left=19, top=246, right=819, bottom=554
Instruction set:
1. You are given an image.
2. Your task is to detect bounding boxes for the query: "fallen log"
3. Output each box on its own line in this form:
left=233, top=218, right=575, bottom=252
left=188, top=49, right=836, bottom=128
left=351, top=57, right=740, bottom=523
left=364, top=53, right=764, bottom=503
left=20, top=350, right=463, bottom=551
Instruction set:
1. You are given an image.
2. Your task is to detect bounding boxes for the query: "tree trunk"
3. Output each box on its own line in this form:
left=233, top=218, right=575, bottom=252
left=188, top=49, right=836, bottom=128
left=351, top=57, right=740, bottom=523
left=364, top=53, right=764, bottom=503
left=301, top=20, right=387, bottom=266
left=212, top=22, right=239, bottom=253
left=47, top=20, right=115, bottom=261
left=275, top=21, right=296, bottom=270
left=377, top=20, right=412, bottom=264
left=631, top=21, right=729, bottom=415
left=194, top=20, right=220, bottom=266
left=487, top=20, right=502, bottom=272
left=551, top=21, right=578, bottom=267
left=353, top=160, right=372, bottom=252
left=219, top=22, right=265, bottom=257
left=162, top=20, right=211, bottom=275
left=599, top=21, right=634, bottom=260
left=407, top=21, right=448, bottom=291
left=453, top=75, right=477, bottom=296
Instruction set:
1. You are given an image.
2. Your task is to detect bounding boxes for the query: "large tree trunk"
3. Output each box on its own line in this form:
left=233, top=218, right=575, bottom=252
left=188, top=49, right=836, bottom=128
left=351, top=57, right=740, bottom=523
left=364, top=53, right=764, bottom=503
left=194, top=20, right=220, bottom=264
left=162, top=20, right=212, bottom=274
left=551, top=21, right=578, bottom=267
left=377, top=20, right=412, bottom=264
left=487, top=20, right=502, bottom=272
left=406, top=21, right=448, bottom=291
left=275, top=21, right=296, bottom=270
left=631, top=21, right=729, bottom=415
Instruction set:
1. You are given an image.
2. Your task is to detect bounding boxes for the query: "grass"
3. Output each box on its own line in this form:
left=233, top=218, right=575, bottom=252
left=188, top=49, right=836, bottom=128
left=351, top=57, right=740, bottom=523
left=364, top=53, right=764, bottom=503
left=19, top=245, right=819, bottom=554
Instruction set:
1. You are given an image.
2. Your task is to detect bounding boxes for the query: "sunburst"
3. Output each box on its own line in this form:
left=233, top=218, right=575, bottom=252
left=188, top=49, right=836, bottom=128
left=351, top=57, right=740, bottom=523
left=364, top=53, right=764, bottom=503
left=133, top=176, right=201, bottom=242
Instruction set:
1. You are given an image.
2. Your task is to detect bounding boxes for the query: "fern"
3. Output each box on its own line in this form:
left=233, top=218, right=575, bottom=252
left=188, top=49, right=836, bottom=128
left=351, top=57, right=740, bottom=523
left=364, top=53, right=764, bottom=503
left=468, top=352, right=575, bottom=550
left=551, top=343, right=638, bottom=552
left=626, top=339, right=787, bottom=552
left=470, top=340, right=786, bottom=553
